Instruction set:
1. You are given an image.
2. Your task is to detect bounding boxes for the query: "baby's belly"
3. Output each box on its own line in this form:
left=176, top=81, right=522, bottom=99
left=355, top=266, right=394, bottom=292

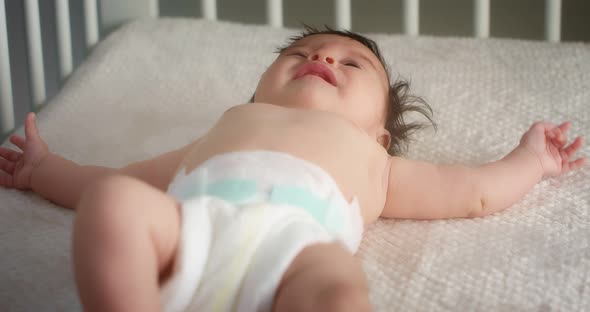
left=177, top=104, right=389, bottom=223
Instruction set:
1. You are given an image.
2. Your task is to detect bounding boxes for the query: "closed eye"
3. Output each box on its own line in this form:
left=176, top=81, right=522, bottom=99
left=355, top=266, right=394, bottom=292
left=343, top=60, right=361, bottom=69
left=289, top=51, right=308, bottom=58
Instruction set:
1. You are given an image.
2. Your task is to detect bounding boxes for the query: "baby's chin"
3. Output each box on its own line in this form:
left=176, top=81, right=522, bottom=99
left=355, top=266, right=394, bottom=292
left=276, top=98, right=337, bottom=112
left=281, top=87, right=339, bottom=109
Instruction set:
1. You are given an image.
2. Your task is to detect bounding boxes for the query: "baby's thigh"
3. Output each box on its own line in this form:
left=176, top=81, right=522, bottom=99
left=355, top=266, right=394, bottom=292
left=273, top=242, right=371, bottom=312
left=76, top=174, right=181, bottom=279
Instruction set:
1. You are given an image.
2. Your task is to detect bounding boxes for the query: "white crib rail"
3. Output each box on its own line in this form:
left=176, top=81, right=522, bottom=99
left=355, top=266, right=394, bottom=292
left=1, top=0, right=99, bottom=136
left=267, top=0, right=282, bottom=28
left=0, top=0, right=570, bottom=138
left=0, top=0, right=13, bottom=134
left=55, top=0, right=73, bottom=80
left=335, top=0, right=351, bottom=30
left=202, top=0, right=217, bottom=20
left=25, top=0, right=45, bottom=109
left=84, top=0, right=99, bottom=48
left=148, top=0, right=159, bottom=18
left=546, top=0, right=561, bottom=42
left=474, top=0, right=490, bottom=38
left=403, top=0, right=420, bottom=36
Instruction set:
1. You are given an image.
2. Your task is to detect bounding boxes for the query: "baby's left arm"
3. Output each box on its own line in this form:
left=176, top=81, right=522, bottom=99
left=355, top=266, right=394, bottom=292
left=381, top=121, right=586, bottom=219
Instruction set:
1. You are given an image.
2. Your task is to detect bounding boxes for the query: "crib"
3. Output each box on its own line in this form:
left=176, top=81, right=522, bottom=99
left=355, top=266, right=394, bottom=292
left=1, top=1, right=589, bottom=311
left=1, top=0, right=587, bottom=138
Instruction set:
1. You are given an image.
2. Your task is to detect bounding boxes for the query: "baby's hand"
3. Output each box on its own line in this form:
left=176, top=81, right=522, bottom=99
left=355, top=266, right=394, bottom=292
left=0, top=112, right=49, bottom=190
left=519, top=121, right=586, bottom=177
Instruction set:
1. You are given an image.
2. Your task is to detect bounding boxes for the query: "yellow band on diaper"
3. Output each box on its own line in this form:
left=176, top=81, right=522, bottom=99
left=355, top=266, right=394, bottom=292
left=212, top=202, right=266, bottom=312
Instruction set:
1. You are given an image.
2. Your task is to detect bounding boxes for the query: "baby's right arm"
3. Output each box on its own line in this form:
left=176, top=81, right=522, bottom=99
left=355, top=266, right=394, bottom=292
left=381, top=121, right=585, bottom=220
left=0, top=113, right=192, bottom=210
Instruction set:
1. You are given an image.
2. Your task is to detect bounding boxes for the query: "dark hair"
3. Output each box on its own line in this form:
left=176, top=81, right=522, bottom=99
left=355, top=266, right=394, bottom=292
left=255, top=24, right=436, bottom=156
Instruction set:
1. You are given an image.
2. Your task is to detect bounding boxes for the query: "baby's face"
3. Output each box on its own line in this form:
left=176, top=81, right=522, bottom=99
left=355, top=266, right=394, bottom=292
left=254, top=34, right=391, bottom=146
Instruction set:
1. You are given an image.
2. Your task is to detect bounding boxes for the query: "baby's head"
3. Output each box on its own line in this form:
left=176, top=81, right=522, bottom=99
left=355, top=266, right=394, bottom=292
left=253, top=25, right=435, bottom=155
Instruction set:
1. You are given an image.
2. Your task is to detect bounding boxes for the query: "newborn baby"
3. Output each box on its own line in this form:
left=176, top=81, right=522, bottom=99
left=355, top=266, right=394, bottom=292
left=0, top=26, right=586, bottom=312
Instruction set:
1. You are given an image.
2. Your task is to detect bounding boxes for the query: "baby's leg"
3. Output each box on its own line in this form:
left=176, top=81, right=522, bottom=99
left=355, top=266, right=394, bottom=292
left=73, top=175, right=181, bottom=312
left=273, top=242, right=372, bottom=312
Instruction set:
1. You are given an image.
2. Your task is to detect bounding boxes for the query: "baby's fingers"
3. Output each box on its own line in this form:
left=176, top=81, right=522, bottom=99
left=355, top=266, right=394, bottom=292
left=547, top=126, right=567, bottom=146
left=9, top=135, right=25, bottom=150
left=557, top=121, right=571, bottom=134
left=24, top=112, right=41, bottom=143
left=0, top=157, right=15, bottom=175
left=561, top=136, right=584, bottom=160
left=562, top=157, right=586, bottom=174
left=0, top=146, right=21, bottom=162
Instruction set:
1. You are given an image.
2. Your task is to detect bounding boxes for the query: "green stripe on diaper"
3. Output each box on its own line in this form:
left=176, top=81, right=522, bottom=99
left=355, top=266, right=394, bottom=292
left=270, top=185, right=330, bottom=225
left=206, top=178, right=258, bottom=203
left=205, top=178, right=342, bottom=230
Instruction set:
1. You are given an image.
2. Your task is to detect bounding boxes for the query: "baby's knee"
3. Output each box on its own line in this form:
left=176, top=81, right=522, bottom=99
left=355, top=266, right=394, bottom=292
left=76, top=175, right=148, bottom=230
left=315, top=281, right=371, bottom=312
left=78, top=175, right=141, bottom=212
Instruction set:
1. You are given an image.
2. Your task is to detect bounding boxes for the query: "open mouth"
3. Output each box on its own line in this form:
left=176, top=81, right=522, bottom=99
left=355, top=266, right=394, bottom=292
left=294, top=62, right=337, bottom=86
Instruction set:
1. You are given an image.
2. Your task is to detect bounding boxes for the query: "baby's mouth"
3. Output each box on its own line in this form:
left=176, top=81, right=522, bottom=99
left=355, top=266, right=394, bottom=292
left=294, top=63, right=337, bottom=86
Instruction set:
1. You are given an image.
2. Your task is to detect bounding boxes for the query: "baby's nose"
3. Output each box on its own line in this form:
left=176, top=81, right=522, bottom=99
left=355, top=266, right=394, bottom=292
left=311, top=54, right=334, bottom=64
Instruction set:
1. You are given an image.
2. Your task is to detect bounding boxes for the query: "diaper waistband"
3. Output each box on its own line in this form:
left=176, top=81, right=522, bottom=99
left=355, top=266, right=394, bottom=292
left=167, top=150, right=364, bottom=252
left=202, top=177, right=344, bottom=233
left=168, top=150, right=351, bottom=205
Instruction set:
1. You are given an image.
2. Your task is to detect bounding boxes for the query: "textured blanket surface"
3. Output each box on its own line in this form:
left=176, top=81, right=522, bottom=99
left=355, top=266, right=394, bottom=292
left=1, top=19, right=589, bottom=311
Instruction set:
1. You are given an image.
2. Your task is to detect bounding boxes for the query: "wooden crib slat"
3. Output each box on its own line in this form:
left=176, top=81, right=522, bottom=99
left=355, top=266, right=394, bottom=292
left=202, top=0, right=217, bottom=20
left=55, top=0, right=73, bottom=80
left=0, top=0, right=15, bottom=134
left=403, top=0, right=419, bottom=36
left=266, top=0, right=282, bottom=28
left=335, top=0, right=351, bottom=30
left=545, top=0, right=561, bottom=42
left=25, top=0, right=46, bottom=108
left=84, top=0, right=99, bottom=48
left=474, top=0, right=490, bottom=38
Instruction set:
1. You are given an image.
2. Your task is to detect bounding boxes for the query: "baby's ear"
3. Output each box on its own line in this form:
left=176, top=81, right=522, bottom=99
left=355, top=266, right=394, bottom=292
left=376, top=128, right=391, bottom=150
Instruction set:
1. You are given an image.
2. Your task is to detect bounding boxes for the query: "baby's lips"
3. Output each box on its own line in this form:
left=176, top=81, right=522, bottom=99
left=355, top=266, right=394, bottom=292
left=294, top=62, right=338, bottom=86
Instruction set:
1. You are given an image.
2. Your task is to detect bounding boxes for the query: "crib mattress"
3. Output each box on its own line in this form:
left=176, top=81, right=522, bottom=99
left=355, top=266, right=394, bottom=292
left=1, top=19, right=589, bottom=311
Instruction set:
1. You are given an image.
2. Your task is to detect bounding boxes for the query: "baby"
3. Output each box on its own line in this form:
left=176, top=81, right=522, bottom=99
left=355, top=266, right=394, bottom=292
left=0, top=26, right=586, bottom=312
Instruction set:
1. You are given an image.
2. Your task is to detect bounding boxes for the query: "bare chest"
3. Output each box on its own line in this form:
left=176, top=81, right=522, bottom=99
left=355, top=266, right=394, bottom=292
left=179, top=104, right=389, bottom=223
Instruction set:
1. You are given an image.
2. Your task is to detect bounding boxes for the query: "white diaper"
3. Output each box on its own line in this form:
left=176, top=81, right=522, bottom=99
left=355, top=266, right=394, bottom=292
left=160, top=150, right=363, bottom=312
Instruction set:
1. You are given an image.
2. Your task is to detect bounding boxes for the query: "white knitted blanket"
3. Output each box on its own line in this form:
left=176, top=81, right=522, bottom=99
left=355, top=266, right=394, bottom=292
left=1, top=19, right=588, bottom=311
